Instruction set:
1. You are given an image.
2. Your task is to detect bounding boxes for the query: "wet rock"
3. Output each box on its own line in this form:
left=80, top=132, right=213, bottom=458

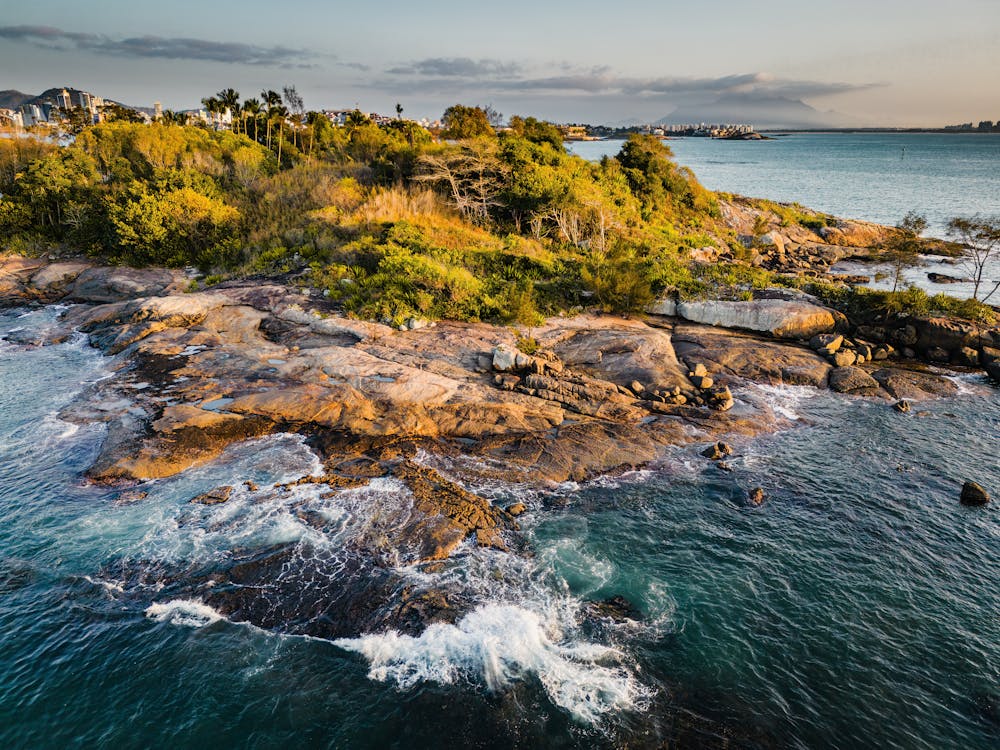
left=506, top=502, right=527, bottom=517
left=585, top=595, right=642, bottom=623
left=191, top=485, right=234, bottom=505
left=114, top=490, right=148, bottom=505
left=707, top=386, right=735, bottom=411
left=871, top=368, right=959, bottom=401
left=893, top=400, right=911, bottom=413
left=927, top=272, right=969, bottom=284
left=960, top=481, right=991, bottom=506
left=701, top=441, right=733, bottom=460
left=828, top=366, right=881, bottom=395
left=748, top=487, right=765, bottom=506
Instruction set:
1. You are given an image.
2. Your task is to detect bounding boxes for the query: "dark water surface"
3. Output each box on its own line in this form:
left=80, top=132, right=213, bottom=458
left=1, top=307, right=998, bottom=748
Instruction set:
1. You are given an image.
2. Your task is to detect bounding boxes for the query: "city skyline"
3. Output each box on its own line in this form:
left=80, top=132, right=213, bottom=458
left=2, top=0, right=999, bottom=127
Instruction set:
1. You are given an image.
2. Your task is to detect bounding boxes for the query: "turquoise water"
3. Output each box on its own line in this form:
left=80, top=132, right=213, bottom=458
left=570, top=133, right=1000, bottom=300
left=569, top=133, right=1000, bottom=235
left=1, top=305, right=998, bottom=748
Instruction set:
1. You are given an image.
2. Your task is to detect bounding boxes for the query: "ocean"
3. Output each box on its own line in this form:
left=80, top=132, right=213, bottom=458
left=2, top=135, right=999, bottom=749
left=571, top=133, right=1000, bottom=301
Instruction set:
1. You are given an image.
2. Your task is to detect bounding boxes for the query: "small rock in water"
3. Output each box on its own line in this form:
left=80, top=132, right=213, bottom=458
left=748, top=487, right=766, bottom=506
left=960, top=481, right=991, bottom=506
left=893, top=400, right=911, bottom=413
left=716, top=461, right=734, bottom=472
left=585, top=595, right=642, bottom=623
left=701, top=441, right=733, bottom=460
left=191, top=485, right=234, bottom=505
left=243, top=480, right=259, bottom=492
left=507, top=502, right=527, bottom=517
left=114, top=490, right=148, bottom=505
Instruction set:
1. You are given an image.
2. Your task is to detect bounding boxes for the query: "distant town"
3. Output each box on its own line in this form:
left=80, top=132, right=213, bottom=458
left=1, top=85, right=997, bottom=140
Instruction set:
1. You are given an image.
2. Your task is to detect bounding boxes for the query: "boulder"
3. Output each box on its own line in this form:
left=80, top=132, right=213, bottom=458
left=983, top=347, right=1000, bottom=382
left=960, top=481, right=990, bottom=507
left=492, top=345, right=518, bottom=372
left=68, top=266, right=180, bottom=303
left=828, top=366, right=881, bottom=395
left=832, top=350, right=857, bottom=368
left=675, top=299, right=838, bottom=339
left=748, top=487, right=765, bottom=506
left=707, top=386, right=735, bottom=411
left=701, top=441, right=733, bottom=460
left=916, top=317, right=985, bottom=354
left=893, top=400, right=911, bottom=413
left=954, top=346, right=980, bottom=367
left=871, top=368, right=959, bottom=400
left=810, top=333, right=843, bottom=355
left=689, top=374, right=714, bottom=390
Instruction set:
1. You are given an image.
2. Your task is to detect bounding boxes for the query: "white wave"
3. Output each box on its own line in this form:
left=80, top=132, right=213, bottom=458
left=335, top=603, right=647, bottom=725
left=743, top=382, right=822, bottom=422
left=145, top=598, right=226, bottom=628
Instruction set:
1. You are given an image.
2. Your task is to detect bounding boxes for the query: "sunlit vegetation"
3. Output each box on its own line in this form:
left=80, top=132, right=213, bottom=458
left=2, top=92, right=994, bottom=325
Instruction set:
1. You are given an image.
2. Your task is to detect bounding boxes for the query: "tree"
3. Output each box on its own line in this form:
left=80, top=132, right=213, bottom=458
left=217, top=89, right=241, bottom=133
left=440, top=105, right=494, bottom=140
left=261, top=90, right=283, bottom=149
left=882, top=212, right=927, bottom=293
left=283, top=85, right=305, bottom=151
left=947, top=215, right=1000, bottom=302
left=395, top=103, right=404, bottom=120
left=242, top=98, right=262, bottom=142
left=508, top=116, right=563, bottom=149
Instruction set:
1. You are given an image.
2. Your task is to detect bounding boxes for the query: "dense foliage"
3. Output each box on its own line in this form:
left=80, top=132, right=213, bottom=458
left=2, top=97, right=994, bottom=326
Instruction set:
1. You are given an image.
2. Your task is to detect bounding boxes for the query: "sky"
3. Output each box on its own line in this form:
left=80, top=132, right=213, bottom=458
left=1, top=0, right=999, bottom=127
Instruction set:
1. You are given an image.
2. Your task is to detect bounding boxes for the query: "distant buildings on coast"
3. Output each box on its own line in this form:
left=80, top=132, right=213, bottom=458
left=0, top=87, right=128, bottom=129
left=943, top=120, right=1000, bottom=132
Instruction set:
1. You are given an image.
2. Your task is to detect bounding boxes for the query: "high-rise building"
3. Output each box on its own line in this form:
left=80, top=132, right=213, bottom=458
left=154, top=101, right=163, bottom=120
left=56, top=88, right=72, bottom=111
left=78, top=91, right=94, bottom=111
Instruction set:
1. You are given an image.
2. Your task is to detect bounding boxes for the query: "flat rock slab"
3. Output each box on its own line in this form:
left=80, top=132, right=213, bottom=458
left=675, top=299, right=838, bottom=340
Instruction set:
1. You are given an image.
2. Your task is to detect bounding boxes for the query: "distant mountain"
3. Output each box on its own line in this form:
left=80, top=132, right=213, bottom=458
left=657, top=94, right=857, bottom=130
left=0, top=90, right=33, bottom=109
left=0, top=86, right=145, bottom=113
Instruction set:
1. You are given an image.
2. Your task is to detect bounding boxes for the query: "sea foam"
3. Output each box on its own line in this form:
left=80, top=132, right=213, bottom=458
left=145, top=599, right=226, bottom=628
left=335, top=603, right=646, bottom=725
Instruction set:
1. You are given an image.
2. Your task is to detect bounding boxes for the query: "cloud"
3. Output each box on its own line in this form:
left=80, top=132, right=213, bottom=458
left=375, top=62, right=877, bottom=101
left=386, top=57, right=522, bottom=77
left=0, top=25, right=315, bottom=68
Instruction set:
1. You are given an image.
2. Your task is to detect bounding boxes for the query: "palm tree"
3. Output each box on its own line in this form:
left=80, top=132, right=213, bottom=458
left=201, top=96, right=217, bottom=126
left=242, top=98, right=262, bottom=143
left=217, top=88, right=241, bottom=133
left=261, top=89, right=282, bottom=149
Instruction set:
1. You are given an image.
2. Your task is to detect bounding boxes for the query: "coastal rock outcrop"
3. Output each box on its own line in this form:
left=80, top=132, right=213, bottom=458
left=671, top=299, right=838, bottom=339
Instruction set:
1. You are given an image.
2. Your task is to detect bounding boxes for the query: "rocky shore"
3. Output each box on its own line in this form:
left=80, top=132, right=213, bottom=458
left=2, top=252, right=998, bottom=639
